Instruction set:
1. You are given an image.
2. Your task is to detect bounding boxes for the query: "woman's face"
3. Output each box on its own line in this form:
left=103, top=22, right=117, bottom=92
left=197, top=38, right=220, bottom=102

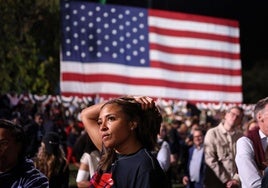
left=158, top=124, right=167, bottom=139
left=98, top=104, right=133, bottom=150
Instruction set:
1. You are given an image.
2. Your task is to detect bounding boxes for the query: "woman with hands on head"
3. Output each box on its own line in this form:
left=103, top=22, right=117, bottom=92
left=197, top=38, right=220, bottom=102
left=80, top=96, right=169, bottom=188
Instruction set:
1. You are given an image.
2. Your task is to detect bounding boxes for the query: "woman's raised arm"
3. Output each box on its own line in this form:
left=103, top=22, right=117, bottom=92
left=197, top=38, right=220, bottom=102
left=80, top=102, right=105, bottom=151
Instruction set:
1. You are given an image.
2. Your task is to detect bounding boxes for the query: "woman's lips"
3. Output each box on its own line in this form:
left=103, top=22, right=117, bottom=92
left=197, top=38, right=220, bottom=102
left=102, top=133, right=110, bottom=141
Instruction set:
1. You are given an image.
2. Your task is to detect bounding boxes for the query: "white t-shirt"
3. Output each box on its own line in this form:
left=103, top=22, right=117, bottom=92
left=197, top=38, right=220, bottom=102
left=76, top=150, right=100, bottom=182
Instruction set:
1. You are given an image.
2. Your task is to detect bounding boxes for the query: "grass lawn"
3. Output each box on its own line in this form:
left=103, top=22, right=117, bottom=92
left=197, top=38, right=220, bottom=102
left=69, top=164, right=78, bottom=188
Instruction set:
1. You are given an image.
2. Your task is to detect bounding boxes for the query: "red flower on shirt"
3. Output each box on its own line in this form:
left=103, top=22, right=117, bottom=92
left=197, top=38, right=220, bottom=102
left=89, top=172, right=114, bottom=188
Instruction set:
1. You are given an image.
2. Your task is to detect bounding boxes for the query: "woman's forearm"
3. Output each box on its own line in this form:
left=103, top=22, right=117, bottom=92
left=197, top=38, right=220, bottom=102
left=80, top=102, right=105, bottom=151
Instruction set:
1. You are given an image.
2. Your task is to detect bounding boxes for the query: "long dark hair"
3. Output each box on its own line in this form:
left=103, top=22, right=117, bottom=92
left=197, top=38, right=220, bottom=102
left=97, top=97, right=163, bottom=172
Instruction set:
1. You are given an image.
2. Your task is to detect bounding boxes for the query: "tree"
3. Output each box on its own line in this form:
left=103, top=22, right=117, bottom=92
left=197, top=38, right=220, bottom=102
left=243, top=60, right=268, bottom=104
left=0, top=0, right=60, bottom=95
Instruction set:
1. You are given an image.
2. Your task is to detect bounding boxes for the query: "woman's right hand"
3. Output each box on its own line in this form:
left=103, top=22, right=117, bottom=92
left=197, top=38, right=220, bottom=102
left=133, top=96, right=155, bottom=110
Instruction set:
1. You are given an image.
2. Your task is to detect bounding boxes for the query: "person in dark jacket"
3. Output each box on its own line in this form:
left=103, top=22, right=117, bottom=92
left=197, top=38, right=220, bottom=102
left=182, top=128, right=206, bottom=188
left=0, top=119, right=49, bottom=187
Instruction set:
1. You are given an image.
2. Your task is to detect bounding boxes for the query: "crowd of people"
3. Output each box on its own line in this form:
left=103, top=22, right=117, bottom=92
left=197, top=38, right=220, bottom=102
left=0, top=92, right=267, bottom=188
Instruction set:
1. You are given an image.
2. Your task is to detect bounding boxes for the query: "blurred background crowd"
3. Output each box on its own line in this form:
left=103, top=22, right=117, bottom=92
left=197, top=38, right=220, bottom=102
left=0, top=92, right=257, bottom=187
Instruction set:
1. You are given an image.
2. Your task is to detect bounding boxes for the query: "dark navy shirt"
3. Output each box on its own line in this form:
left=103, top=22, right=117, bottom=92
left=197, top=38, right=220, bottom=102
left=90, top=148, right=169, bottom=188
left=0, top=158, right=49, bottom=188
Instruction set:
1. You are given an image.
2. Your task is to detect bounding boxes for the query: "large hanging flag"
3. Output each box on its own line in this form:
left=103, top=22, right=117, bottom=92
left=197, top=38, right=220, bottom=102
left=60, top=0, right=242, bottom=104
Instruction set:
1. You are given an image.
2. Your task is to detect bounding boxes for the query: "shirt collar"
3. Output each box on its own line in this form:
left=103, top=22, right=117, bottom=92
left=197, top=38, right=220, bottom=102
left=219, top=122, right=235, bottom=135
left=259, top=129, right=268, bottom=151
left=259, top=129, right=267, bottom=140
left=219, top=123, right=227, bottom=134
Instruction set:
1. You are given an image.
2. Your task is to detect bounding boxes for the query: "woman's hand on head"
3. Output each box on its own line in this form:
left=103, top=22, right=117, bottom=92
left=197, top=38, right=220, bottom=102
left=133, top=96, right=155, bottom=110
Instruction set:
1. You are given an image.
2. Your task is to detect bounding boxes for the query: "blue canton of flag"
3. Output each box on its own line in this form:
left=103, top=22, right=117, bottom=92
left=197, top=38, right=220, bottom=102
left=62, top=2, right=150, bottom=67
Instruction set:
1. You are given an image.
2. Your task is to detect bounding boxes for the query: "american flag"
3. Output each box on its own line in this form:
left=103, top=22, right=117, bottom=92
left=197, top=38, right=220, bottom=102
left=60, top=0, right=242, bottom=104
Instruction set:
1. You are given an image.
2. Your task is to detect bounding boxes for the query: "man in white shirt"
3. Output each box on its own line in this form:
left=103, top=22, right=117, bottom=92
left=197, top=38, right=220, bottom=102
left=235, top=97, right=268, bottom=188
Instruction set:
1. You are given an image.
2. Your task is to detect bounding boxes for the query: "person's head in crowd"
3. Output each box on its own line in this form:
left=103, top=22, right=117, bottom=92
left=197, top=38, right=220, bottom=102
left=34, top=112, right=44, bottom=126
left=10, top=111, right=21, bottom=124
left=192, top=128, right=204, bottom=149
left=0, top=119, right=26, bottom=172
left=171, top=119, right=182, bottom=129
left=247, top=119, right=258, bottom=131
left=42, top=132, right=61, bottom=155
left=190, top=122, right=200, bottom=134
left=222, top=106, right=244, bottom=131
left=244, top=118, right=258, bottom=135
left=158, top=123, right=169, bottom=141
left=34, top=132, right=67, bottom=179
left=178, top=123, right=189, bottom=140
left=253, top=97, right=268, bottom=136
